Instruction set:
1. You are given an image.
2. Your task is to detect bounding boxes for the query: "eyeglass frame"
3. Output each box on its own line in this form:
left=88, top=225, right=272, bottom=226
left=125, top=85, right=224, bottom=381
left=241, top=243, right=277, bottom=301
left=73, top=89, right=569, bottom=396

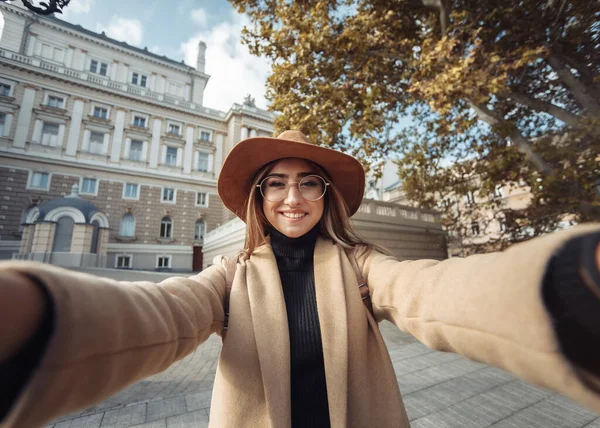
left=256, top=174, right=331, bottom=202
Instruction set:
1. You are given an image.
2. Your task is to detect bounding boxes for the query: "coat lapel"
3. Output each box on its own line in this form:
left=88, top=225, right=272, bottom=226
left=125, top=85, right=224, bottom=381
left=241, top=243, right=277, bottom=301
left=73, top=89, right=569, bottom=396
left=314, top=238, right=349, bottom=427
left=245, top=246, right=291, bottom=427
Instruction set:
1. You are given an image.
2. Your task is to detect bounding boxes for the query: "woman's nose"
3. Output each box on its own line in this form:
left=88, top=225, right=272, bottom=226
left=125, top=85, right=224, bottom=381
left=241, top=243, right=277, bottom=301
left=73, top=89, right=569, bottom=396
left=284, top=184, right=302, bottom=206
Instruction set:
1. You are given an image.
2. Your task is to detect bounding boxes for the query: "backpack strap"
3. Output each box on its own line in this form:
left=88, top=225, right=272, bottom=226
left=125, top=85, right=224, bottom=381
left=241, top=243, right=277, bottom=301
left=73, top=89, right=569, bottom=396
left=346, top=247, right=375, bottom=317
left=222, top=256, right=237, bottom=340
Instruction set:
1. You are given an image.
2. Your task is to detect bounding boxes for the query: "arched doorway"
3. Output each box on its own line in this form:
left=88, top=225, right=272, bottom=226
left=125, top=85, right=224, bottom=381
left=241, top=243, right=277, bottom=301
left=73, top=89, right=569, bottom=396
left=52, top=216, right=74, bottom=252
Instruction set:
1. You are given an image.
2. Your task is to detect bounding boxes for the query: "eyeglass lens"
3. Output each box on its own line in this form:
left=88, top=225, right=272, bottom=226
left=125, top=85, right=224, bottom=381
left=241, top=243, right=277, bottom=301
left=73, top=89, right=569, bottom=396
left=261, top=175, right=326, bottom=201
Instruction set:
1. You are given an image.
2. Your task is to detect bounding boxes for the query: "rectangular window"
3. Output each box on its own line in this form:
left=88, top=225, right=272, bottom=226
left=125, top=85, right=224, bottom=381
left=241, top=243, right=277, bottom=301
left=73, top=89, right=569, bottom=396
left=499, top=218, right=507, bottom=232
left=0, top=84, right=11, bottom=97
left=93, top=106, right=108, bottom=119
left=168, top=124, right=180, bottom=135
left=90, top=59, right=108, bottom=76
left=132, top=73, right=147, bottom=87
left=89, top=131, right=105, bottom=154
left=197, top=152, right=209, bottom=172
left=30, top=172, right=49, bottom=190
left=116, top=255, right=132, bottom=269
left=196, top=192, right=207, bottom=207
left=464, top=191, right=476, bottom=205
left=157, top=255, right=171, bottom=269
left=47, top=96, right=64, bottom=108
left=41, top=123, right=59, bottom=146
left=471, top=222, right=480, bottom=236
left=133, top=116, right=147, bottom=127
left=162, top=188, right=175, bottom=202
left=0, top=113, right=5, bottom=136
left=494, top=185, right=504, bottom=199
left=129, top=140, right=143, bottom=161
left=165, top=147, right=177, bottom=166
left=200, top=131, right=211, bottom=142
left=124, top=183, right=139, bottom=199
left=81, top=178, right=97, bottom=194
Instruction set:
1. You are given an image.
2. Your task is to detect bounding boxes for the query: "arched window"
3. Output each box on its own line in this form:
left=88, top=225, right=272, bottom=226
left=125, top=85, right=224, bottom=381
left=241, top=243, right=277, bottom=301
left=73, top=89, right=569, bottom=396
left=52, top=216, right=74, bottom=252
left=194, top=219, right=206, bottom=241
left=120, top=214, right=135, bottom=237
left=90, top=220, right=100, bottom=254
left=160, top=216, right=172, bottom=239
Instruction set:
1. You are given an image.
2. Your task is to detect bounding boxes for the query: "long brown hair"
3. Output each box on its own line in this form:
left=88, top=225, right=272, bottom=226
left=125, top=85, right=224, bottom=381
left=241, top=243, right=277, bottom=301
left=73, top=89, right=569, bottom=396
left=240, top=158, right=386, bottom=259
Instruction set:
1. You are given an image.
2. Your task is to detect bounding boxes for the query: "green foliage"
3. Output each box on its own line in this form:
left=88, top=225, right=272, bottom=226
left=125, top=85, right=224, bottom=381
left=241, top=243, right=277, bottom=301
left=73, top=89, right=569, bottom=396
left=230, top=0, right=600, bottom=252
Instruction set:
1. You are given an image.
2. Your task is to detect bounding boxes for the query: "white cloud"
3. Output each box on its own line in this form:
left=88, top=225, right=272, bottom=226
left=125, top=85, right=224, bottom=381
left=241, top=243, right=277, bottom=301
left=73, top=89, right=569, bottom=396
left=191, top=8, right=207, bottom=27
left=61, top=0, right=93, bottom=21
left=97, top=16, right=144, bottom=47
left=149, top=45, right=162, bottom=54
left=179, top=11, right=271, bottom=112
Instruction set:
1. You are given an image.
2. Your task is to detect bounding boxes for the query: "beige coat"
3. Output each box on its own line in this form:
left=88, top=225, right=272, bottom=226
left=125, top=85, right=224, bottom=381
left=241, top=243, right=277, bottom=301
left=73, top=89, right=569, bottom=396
left=3, top=224, right=600, bottom=428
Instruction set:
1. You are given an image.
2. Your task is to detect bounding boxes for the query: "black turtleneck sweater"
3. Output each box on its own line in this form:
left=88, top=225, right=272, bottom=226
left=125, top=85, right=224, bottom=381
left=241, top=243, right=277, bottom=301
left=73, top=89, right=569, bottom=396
left=269, top=225, right=331, bottom=428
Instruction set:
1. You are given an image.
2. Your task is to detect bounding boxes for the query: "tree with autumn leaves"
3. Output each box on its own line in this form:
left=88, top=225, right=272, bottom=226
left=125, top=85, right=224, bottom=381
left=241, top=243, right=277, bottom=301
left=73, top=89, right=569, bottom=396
left=230, top=0, right=600, bottom=253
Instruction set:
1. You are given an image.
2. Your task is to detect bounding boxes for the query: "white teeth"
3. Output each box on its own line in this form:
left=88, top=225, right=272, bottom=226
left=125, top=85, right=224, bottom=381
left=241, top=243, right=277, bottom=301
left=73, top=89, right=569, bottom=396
left=282, top=212, right=306, bottom=219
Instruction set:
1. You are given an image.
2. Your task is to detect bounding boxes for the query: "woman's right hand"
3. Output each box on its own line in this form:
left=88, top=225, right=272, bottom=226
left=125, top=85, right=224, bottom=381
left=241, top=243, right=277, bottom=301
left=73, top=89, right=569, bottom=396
left=0, top=271, right=45, bottom=364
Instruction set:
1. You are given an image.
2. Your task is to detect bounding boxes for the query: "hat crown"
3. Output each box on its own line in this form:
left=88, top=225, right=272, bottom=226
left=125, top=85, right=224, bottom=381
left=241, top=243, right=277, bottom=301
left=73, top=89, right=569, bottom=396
left=276, top=130, right=309, bottom=144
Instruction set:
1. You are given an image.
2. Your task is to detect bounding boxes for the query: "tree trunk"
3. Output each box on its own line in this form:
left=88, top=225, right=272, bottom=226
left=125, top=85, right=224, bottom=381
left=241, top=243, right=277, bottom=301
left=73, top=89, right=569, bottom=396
left=547, top=53, right=600, bottom=117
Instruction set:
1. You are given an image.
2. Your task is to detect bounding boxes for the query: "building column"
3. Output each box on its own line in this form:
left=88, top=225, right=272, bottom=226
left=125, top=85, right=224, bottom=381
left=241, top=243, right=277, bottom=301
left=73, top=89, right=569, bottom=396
left=241, top=126, right=249, bottom=141
left=71, top=223, right=94, bottom=254
left=250, top=129, right=257, bottom=138
left=26, top=33, right=37, bottom=56
left=184, top=125, right=194, bottom=174
left=19, top=224, right=35, bottom=255
left=97, top=228, right=110, bottom=267
left=31, top=222, right=55, bottom=262
left=149, top=117, right=163, bottom=168
left=214, top=133, right=224, bottom=176
left=65, top=97, right=85, bottom=156
left=65, top=45, right=75, bottom=68
left=13, top=85, right=37, bottom=149
left=110, top=108, right=126, bottom=163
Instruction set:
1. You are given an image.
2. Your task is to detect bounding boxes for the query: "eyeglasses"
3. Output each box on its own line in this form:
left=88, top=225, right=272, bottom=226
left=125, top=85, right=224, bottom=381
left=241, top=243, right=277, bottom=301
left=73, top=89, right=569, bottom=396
left=257, top=175, right=330, bottom=202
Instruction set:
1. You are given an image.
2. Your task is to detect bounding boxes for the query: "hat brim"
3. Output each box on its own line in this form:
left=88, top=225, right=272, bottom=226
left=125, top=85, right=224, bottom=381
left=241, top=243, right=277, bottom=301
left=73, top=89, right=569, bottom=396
left=218, top=137, right=365, bottom=222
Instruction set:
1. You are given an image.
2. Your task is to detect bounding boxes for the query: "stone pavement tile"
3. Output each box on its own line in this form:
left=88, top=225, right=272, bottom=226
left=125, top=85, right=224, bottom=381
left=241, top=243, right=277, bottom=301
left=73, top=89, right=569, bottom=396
left=388, top=342, right=434, bottom=362
left=100, top=403, right=147, bottom=428
left=49, top=413, right=104, bottom=428
left=184, top=389, right=213, bottom=412
left=410, top=379, right=555, bottom=428
left=146, top=397, right=187, bottom=423
left=166, top=410, right=209, bottom=428
left=583, top=419, right=600, bottom=428
left=393, top=350, right=462, bottom=376
left=489, top=394, right=599, bottom=428
left=128, top=420, right=166, bottom=428
left=404, top=367, right=515, bottom=420
left=398, top=358, right=486, bottom=394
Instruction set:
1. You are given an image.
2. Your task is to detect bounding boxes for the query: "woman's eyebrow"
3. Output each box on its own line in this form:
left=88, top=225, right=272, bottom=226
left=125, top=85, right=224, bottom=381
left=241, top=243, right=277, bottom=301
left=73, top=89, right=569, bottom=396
left=268, top=172, right=315, bottom=178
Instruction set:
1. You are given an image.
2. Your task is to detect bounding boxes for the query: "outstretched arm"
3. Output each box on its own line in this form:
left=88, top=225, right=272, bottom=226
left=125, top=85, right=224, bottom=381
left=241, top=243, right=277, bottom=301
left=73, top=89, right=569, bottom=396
left=0, top=260, right=227, bottom=428
left=360, top=223, right=600, bottom=413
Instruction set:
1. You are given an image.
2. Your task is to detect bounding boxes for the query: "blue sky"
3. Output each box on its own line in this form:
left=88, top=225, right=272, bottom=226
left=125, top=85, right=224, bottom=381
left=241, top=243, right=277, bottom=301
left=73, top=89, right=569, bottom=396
left=59, top=0, right=271, bottom=112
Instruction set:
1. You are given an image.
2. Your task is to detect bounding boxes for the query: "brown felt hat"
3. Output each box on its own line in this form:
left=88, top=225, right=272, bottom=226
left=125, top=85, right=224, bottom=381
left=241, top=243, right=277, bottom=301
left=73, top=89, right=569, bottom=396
left=218, top=130, right=365, bottom=222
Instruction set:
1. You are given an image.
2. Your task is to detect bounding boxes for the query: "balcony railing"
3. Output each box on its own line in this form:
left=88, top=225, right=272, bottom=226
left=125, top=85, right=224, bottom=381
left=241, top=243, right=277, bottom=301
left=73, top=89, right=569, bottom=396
left=357, top=199, right=442, bottom=223
left=0, top=48, right=253, bottom=120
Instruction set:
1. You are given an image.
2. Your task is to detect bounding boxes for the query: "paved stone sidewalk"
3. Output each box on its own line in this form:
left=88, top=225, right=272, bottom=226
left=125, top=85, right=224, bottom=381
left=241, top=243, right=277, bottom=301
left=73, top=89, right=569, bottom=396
left=45, top=322, right=600, bottom=428
left=42, top=268, right=599, bottom=428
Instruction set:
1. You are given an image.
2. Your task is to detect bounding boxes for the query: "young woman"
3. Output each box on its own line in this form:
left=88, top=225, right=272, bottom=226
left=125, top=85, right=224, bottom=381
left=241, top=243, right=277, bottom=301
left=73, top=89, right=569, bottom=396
left=1, top=130, right=600, bottom=427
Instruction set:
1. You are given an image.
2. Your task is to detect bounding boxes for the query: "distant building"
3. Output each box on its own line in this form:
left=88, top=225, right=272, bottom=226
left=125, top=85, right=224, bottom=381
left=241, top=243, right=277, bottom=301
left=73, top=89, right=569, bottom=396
left=0, top=2, right=275, bottom=271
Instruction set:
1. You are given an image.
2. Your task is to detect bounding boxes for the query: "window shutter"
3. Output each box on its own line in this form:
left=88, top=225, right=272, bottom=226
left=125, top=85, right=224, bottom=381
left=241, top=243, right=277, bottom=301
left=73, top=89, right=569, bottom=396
left=141, top=141, right=148, bottom=161
left=102, top=133, right=110, bottom=154
left=193, top=152, right=199, bottom=170
left=3, top=114, right=12, bottom=137
left=57, top=124, right=66, bottom=147
left=32, top=120, right=43, bottom=144
left=82, top=129, right=91, bottom=151
left=124, top=138, right=131, bottom=158
left=161, top=145, right=167, bottom=164
left=208, top=154, right=214, bottom=172
left=176, top=147, right=183, bottom=167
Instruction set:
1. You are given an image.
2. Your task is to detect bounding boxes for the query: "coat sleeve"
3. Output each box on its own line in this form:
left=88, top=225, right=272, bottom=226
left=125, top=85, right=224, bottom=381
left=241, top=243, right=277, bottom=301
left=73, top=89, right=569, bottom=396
left=360, top=223, right=600, bottom=414
left=0, top=260, right=228, bottom=428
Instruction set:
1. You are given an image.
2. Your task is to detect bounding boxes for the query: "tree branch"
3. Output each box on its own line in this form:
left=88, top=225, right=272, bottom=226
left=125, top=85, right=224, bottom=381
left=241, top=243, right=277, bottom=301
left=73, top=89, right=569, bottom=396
left=507, top=91, right=582, bottom=126
left=421, top=0, right=449, bottom=35
left=547, top=53, right=600, bottom=117
left=469, top=101, right=553, bottom=175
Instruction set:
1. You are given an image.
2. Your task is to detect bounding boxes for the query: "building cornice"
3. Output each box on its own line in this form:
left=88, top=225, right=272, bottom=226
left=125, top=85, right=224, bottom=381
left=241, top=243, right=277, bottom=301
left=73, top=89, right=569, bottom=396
left=0, top=150, right=218, bottom=187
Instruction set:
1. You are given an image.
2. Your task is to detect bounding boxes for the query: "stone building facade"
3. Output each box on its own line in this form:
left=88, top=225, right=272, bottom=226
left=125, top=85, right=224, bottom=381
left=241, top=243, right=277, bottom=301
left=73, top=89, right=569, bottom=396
left=0, top=2, right=275, bottom=271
